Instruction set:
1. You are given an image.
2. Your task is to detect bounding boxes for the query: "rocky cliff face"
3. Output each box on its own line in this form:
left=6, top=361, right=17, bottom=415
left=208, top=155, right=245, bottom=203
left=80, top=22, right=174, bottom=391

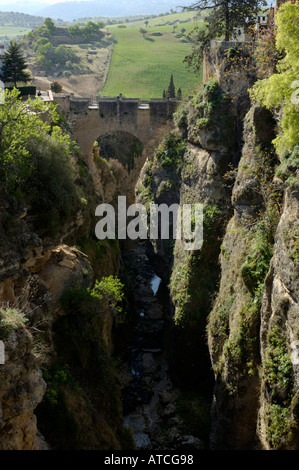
left=136, top=64, right=299, bottom=448
left=0, top=152, right=132, bottom=450
left=258, top=186, right=299, bottom=449
left=207, top=103, right=299, bottom=450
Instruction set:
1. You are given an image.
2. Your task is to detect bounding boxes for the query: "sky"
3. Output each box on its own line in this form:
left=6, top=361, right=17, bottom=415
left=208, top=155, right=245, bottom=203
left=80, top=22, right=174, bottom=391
left=0, top=0, right=79, bottom=4
left=0, top=0, right=274, bottom=4
left=0, top=0, right=98, bottom=4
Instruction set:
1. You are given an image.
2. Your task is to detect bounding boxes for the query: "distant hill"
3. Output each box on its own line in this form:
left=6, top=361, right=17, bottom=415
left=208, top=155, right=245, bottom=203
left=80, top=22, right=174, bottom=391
left=0, top=11, right=45, bottom=27
left=0, top=11, right=46, bottom=46
left=0, top=2, right=49, bottom=16
left=35, top=0, right=193, bottom=21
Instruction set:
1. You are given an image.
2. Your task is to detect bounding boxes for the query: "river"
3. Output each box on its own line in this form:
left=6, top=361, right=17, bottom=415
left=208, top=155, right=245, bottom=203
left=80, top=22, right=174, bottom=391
left=116, top=239, right=203, bottom=451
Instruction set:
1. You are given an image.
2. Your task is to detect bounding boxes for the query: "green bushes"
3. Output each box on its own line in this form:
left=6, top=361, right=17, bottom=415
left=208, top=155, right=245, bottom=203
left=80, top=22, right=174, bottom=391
left=154, top=130, right=186, bottom=171
left=25, top=133, right=77, bottom=209
left=0, top=90, right=81, bottom=234
left=275, top=145, right=299, bottom=187
left=190, top=78, right=225, bottom=115
left=241, top=225, right=273, bottom=297
left=23, top=131, right=80, bottom=234
left=265, top=403, right=297, bottom=449
left=61, top=276, right=125, bottom=321
left=174, top=78, right=230, bottom=139
left=264, top=327, right=293, bottom=403
left=0, top=89, right=77, bottom=222
left=37, top=273, right=130, bottom=450
left=263, top=323, right=296, bottom=450
left=89, top=276, right=125, bottom=318
left=170, top=204, right=223, bottom=327
left=0, top=306, right=28, bottom=339
left=250, top=2, right=299, bottom=155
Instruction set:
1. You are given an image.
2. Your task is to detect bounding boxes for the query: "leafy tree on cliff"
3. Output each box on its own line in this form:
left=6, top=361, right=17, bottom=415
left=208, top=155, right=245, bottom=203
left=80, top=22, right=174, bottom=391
left=0, top=88, right=79, bottom=222
left=0, top=41, right=31, bottom=87
left=184, top=0, right=267, bottom=71
left=250, top=1, right=299, bottom=155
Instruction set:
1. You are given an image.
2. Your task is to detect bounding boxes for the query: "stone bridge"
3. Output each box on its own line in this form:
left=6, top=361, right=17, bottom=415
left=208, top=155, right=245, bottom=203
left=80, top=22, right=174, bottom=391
left=54, top=93, right=178, bottom=158
left=53, top=93, right=178, bottom=201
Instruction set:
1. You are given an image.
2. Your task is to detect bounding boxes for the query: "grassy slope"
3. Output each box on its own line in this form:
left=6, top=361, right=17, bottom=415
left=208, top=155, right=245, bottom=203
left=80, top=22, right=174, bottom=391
left=0, top=26, right=33, bottom=43
left=100, top=12, right=204, bottom=100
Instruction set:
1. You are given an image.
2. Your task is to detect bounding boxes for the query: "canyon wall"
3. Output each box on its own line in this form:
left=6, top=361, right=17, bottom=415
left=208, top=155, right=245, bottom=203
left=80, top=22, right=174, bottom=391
left=136, top=45, right=299, bottom=449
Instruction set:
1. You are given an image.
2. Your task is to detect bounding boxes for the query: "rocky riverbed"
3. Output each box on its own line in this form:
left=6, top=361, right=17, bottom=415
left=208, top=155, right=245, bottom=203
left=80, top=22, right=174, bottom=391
left=117, top=241, right=203, bottom=451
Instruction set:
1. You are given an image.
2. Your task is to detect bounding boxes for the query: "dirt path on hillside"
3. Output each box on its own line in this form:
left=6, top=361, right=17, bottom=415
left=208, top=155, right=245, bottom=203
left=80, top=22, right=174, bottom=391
left=32, top=73, right=106, bottom=98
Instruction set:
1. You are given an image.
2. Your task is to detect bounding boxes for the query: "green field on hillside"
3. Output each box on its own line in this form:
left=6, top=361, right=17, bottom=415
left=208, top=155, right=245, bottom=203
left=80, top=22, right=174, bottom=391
left=0, top=26, right=33, bottom=44
left=100, top=12, right=204, bottom=100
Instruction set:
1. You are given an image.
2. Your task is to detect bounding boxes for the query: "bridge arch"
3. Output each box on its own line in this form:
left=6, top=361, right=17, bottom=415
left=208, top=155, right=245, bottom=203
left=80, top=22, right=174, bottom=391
left=95, top=130, right=144, bottom=173
left=54, top=94, right=177, bottom=200
left=63, top=96, right=177, bottom=157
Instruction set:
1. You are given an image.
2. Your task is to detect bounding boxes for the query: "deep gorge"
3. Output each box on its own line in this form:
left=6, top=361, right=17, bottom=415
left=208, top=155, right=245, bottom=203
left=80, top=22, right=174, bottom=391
left=0, top=36, right=298, bottom=451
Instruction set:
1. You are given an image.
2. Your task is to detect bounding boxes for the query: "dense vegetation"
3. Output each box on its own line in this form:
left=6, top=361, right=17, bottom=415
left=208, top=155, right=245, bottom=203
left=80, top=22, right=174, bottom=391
left=0, top=88, right=87, bottom=234
left=21, top=18, right=107, bottom=74
left=250, top=2, right=299, bottom=156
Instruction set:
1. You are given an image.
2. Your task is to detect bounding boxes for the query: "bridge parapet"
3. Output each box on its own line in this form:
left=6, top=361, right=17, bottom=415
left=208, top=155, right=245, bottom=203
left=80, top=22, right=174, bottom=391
left=53, top=93, right=178, bottom=118
left=53, top=93, right=178, bottom=158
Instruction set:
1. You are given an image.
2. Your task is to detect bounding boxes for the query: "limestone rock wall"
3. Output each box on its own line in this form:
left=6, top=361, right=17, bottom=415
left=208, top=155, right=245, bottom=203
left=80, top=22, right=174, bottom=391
left=0, top=157, right=126, bottom=450
left=136, top=62, right=299, bottom=449
left=207, top=105, right=299, bottom=449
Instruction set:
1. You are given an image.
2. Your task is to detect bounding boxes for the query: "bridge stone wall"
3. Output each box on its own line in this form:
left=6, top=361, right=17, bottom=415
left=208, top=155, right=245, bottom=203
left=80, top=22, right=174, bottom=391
left=53, top=94, right=177, bottom=199
left=54, top=94, right=178, bottom=157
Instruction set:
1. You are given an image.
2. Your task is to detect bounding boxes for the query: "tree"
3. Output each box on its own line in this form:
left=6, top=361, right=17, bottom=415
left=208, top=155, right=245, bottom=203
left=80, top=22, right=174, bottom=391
left=44, top=17, right=56, bottom=35
left=1, top=41, right=31, bottom=87
left=184, top=0, right=267, bottom=71
left=51, top=81, right=63, bottom=93
left=82, top=20, right=100, bottom=40
left=177, top=88, right=182, bottom=100
left=250, top=2, right=299, bottom=155
left=139, top=27, right=147, bottom=37
left=0, top=88, right=80, bottom=233
left=167, top=74, right=176, bottom=98
left=0, top=88, right=59, bottom=191
left=68, top=24, right=81, bottom=37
